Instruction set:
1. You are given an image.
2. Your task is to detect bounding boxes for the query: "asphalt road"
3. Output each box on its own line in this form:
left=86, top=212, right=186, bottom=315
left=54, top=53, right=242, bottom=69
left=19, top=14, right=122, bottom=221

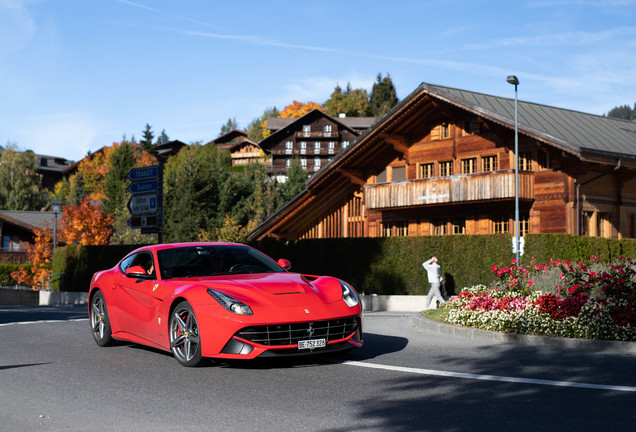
left=1, top=306, right=634, bottom=431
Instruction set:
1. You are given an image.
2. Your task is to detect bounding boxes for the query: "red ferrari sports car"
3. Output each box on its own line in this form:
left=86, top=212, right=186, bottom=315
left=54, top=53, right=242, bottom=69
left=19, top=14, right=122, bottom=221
left=89, top=242, right=363, bottom=366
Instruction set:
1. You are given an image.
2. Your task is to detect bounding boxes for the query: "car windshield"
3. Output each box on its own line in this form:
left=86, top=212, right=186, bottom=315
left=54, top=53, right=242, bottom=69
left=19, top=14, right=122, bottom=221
left=157, top=245, right=284, bottom=279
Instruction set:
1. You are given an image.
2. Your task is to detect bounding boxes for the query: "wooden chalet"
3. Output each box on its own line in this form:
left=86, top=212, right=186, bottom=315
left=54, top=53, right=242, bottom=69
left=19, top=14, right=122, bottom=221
left=249, top=83, right=636, bottom=241
left=260, top=110, right=375, bottom=176
left=0, top=211, right=58, bottom=263
left=211, top=130, right=266, bottom=166
left=0, top=146, right=74, bottom=191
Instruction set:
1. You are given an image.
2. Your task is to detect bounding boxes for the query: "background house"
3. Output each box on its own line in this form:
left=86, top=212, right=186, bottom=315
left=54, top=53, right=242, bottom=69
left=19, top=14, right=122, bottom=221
left=0, top=210, right=58, bottom=263
left=211, top=130, right=266, bottom=167
left=249, top=83, right=636, bottom=241
left=259, top=110, right=375, bottom=180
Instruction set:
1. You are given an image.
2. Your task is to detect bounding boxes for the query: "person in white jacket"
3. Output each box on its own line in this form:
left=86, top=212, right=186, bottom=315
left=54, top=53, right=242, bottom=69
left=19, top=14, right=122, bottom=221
left=422, top=256, right=446, bottom=309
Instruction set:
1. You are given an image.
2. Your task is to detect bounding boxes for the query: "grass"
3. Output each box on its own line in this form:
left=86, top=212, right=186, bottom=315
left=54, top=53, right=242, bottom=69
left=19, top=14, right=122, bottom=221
left=422, top=306, right=450, bottom=323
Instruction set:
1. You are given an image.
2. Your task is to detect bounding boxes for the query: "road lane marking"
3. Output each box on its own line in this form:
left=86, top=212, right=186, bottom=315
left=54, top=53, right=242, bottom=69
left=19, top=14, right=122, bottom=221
left=0, top=318, right=88, bottom=327
left=344, top=360, right=636, bottom=393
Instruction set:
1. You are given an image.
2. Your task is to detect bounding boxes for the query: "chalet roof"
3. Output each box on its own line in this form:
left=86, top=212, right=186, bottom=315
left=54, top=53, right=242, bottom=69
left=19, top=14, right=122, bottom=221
left=248, top=82, right=636, bottom=240
left=212, top=129, right=248, bottom=145
left=0, top=210, right=57, bottom=232
left=415, top=83, right=636, bottom=161
left=0, top=147, right=74, bottom=174
left=265, top=113, right=375, bottom=132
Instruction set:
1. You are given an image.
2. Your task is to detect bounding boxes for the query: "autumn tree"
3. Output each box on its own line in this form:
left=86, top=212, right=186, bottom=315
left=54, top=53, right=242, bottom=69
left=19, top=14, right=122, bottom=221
left=0, top=144, right=46, bottom=210
left=323, top=84, right=371, bottom=117
left=369, top=73, right=399, bottom=118
left=11, top=226, right=53, bottom=289
left=60, top=198, right=113, bottom=246
left=279, top=101, right=323, bottom=118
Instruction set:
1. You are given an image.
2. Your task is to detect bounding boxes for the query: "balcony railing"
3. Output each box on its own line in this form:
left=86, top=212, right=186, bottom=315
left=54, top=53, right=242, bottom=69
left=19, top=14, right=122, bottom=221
left=364, top=170, right=534, bottom=209
left=295, top=131, right=340, bottom=139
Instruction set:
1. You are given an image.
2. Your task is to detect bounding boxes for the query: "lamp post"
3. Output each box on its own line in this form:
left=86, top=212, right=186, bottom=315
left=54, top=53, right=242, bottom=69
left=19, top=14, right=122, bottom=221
left=51, top=197, right=61, bottom=253
left=506, top=75, right=520, bottom=264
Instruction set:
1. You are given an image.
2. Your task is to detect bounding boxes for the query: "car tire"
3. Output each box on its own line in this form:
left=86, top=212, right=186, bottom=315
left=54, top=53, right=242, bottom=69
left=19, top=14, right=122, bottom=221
left=90, top=291, right=114, bottom=347
left=169, top=301, right=204, bottom=367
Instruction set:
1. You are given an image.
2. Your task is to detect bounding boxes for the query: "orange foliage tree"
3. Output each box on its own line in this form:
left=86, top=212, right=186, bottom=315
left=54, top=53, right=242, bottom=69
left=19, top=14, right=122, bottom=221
left=11, top=226, right=54, bottom=289
left=60, top=198, right=114, bottom=246
left=279, top=101, right=323, bottom=118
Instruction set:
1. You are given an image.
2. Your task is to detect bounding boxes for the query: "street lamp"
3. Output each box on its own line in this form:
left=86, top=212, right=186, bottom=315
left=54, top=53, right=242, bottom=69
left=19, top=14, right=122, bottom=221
left=51, top=197, right=61, bottom=253
left=506, top=75, right=520, bottom=264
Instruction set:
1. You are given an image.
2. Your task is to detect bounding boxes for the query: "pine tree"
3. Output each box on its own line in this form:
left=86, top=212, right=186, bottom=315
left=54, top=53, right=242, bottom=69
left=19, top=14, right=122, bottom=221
left=140, top=124, right=155, bottom=155
left=0, top=144, right=46, bottom=211
left=220, top=118, right=239, bottom=135
left=283, top=158, right=308, bottom=201
left=369, top=73, right=399, bottom=118
left=103, top=142, right=136, bottom=216
left=156, top=129, right=170, bottom=146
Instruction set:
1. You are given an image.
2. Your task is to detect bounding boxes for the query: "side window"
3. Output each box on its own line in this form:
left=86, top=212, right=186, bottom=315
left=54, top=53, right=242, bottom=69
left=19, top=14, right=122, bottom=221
left=121, top=251, right=155, bottom=277
left=119, top=254, right=136, bottom=273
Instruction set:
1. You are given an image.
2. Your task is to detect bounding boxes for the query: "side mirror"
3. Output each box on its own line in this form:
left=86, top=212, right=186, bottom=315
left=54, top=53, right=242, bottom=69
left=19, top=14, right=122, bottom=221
left=277, top=259, right=292, bottom=271
left=125, top=265, right=148, bottom=278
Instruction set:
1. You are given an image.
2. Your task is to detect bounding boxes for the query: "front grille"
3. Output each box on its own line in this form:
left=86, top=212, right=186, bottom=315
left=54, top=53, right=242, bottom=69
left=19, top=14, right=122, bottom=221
left=236, top=317, right=359, bottom=346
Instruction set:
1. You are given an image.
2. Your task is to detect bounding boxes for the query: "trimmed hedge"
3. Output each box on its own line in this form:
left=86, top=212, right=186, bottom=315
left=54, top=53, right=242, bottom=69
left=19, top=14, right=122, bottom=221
left=50, top=234, right=636, bottom=294
left=51, top=244, right=142, bottom=292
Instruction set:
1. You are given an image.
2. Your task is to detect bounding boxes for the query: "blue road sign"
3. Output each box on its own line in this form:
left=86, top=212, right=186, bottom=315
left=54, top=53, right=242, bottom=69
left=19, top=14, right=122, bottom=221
left=127, top=193, right=158, bottom=215
left=127, top=165, right=159, bottom=181
left=128, top=179, right=158, bottom=194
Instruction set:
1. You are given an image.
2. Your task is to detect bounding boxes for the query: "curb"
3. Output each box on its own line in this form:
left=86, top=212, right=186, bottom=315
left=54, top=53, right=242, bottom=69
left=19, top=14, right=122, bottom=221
left=412, top=313, right=636, bottom=354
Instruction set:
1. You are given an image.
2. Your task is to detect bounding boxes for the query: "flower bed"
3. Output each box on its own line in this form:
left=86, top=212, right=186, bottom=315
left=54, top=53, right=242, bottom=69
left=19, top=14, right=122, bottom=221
left=445, top=257, right=636, bottom=342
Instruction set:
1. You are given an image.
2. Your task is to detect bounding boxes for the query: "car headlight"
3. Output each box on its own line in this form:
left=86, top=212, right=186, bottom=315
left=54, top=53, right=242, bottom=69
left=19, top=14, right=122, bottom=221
left=207, top=289, right=253, bottom=315
left=340, top=281, right=359, bottom=307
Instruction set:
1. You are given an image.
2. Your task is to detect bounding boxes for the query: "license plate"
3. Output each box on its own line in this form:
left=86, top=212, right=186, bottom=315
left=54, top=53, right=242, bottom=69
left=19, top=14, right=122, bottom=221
left=298, top=338, right=326, bottom=350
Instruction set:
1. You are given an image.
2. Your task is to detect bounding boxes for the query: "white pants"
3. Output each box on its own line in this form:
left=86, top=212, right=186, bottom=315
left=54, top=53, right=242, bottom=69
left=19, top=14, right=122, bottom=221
left=425, top=282, right=446, bottom=308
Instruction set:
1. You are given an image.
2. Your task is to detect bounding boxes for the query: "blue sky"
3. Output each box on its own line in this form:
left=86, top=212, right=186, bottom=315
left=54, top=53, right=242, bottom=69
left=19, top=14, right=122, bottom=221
left=1, top=0, right=635, bottom=161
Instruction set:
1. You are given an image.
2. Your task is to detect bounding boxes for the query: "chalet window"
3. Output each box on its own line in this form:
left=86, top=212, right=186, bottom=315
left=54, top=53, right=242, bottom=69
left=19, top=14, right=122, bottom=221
left=439, top=161, right=453, bottom=176
left=285, top=141, right=293, bottom=154
left=314, top=142, right=321, bottom=154
left=376, top=168, right=387, bottom=183
left=420, top=163, right=434, bottom=178
left=463, top=120, right=473, bottom=135
left=2, top=235, right=20, bottom=251
left=518, top=151, right=532, bottom=171
left=539, top=150, right=551, bottom=170
left=597, top=212, right=611, bottom=237
left=328, top=141, right=335, bottom=154
left=314, top=158, right=321, bottom=169
left=324, top=124, right=332, bottom=137
left=440, top=124, right=450, bottom=139
left=392, top=166, right=406, bottom=182
left=300, top=141, right=307, bottom=154
left=432, top=219, right=446, bottom=235
left=285, top=158, right=291, bottom=168
left=302, top=125, right=311, bottom=137
left=381, top=221, right=409, bottom=237
left=492, top=215, right=509, bottom=234
left=481, top=155, right=497, bottom=172
left=342, top=140, right=350, bottom=149
left=461, top=158, right=477, bottom=174
left=451, top=218, right=465, bottom=234
left=520, top=214, right=529, bottom=236
left=300, top=158, right=307, bottom=169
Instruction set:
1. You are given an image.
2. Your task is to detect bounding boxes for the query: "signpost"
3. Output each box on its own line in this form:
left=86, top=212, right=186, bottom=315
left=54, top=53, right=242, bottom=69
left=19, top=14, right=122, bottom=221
left=127, top=164, right=163, bottom=242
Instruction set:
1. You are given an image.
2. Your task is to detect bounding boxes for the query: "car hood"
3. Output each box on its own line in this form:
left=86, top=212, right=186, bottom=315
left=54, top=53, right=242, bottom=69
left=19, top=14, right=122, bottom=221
left=165, top=272, right=344, bottom=307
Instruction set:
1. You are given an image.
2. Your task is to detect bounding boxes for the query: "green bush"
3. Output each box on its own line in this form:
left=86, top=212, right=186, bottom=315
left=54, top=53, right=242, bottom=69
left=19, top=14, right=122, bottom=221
left=0, top=263, right=28, bottom=285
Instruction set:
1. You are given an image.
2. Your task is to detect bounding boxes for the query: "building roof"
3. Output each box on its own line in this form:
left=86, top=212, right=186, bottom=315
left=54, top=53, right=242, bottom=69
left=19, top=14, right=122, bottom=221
left=416, top=83, right=636, bottom=161
left=0, top=210, right=57, bottom=232
left=212, top=129, right=248, bottom=145
left=0, top=147, right=74, bottom=174
left=265, top=114, right=376, bottom=132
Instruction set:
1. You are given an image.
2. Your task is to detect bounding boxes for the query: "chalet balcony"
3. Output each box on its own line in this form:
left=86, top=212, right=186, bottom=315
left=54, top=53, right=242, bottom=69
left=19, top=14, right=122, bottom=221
left=364, top=170, right=534, bottom=210
left=295, top=131, right=340, bottom=139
